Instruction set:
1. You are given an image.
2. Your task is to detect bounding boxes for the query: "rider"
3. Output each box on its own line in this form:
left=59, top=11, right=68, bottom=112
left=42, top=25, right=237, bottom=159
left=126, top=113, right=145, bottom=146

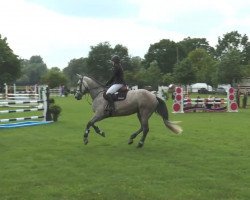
left=105, top=55, right=126, bottom=113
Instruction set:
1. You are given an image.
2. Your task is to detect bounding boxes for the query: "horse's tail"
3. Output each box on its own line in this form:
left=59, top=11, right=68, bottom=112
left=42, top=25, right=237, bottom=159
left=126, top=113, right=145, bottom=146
left=155, top=97, right=183, bottom=134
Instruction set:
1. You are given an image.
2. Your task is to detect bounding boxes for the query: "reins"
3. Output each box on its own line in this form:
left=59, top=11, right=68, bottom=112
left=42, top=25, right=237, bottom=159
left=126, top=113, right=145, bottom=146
left=84, top=89, right=105, bottom=105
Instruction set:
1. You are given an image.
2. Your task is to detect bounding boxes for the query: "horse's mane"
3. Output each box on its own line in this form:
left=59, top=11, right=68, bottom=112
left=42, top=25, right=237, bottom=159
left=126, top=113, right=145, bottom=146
left=84, top=75, right=105, bottom=87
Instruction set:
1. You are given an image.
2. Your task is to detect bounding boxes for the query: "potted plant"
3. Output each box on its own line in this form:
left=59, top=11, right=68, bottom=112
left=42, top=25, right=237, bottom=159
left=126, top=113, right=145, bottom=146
left=49, top=104, right=62, bottom=122
left=49, top=98, right=55, bottom=104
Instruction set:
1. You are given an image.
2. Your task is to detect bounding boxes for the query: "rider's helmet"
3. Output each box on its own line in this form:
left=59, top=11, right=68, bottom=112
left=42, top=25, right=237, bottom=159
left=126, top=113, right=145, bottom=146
left=111, top=55, right=121, bottom=64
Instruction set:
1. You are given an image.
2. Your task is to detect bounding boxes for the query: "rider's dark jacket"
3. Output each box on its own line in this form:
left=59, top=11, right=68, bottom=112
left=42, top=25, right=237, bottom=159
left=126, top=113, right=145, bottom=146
left=106, top=64, right=126, bottom=86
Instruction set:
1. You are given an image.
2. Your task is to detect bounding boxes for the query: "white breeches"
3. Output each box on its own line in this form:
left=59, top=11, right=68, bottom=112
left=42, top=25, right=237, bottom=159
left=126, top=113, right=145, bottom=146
left=106, top=84, right=124, bottom=94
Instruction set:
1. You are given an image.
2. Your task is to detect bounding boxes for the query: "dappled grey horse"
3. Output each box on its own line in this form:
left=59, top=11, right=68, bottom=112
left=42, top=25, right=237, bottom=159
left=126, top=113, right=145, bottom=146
left=75, top=75, right=183, bottom=148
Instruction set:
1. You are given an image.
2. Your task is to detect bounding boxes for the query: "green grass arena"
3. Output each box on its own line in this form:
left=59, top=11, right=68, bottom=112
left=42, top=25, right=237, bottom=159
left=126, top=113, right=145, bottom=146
left=0, top=96, right=250, bottom=199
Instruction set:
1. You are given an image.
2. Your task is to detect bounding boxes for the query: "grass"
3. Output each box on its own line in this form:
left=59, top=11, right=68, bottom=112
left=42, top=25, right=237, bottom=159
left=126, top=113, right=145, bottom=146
left=0, top=95, right=250, bottom=199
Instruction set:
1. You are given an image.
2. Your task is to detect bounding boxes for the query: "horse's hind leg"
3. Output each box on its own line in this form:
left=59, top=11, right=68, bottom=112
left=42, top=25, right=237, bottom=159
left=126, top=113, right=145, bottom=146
left=137, top=111, right=152, bottom=148
left=128, top=112, right=143, bottom=145
left=137, top=121, right=149, bottom=148
left=128, top=127, right=142, bottom=145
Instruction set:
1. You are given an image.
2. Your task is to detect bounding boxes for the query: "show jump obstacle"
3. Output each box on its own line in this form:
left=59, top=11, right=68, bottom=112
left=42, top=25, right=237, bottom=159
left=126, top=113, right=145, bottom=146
left=172, top=86, right=238, bottom=113
left=0, top=87, right=52, bottom=128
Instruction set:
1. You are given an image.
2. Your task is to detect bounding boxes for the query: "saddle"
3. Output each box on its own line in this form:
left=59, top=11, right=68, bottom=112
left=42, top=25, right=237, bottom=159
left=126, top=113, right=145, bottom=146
left=103, top=85, right=129, bottom=101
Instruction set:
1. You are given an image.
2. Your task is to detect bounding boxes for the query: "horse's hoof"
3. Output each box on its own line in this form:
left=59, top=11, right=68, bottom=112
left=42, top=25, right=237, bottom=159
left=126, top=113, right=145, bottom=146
left=128, top=139, right=133, bottom=145
left=137, top=142, right=144, bottom=148
left=100, top=132, right=105, bottom=137
left=83, top=138, right=88, bottom=145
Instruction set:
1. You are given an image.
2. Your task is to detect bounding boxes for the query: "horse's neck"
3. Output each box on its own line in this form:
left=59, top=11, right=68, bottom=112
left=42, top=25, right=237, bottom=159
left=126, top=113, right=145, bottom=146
left=85, top=78, right=105, bottom=100
left=89, top=87, right=104, bottom=100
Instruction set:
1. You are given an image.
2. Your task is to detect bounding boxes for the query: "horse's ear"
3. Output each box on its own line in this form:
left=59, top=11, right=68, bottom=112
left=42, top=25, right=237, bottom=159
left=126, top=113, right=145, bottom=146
left=76, top=74, right=82, bottom=78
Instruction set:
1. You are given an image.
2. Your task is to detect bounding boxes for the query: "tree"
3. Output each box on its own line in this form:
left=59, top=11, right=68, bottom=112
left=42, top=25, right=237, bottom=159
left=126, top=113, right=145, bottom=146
left=0, top=34, right=21, bottom=85
left=162, top=73, right=174, bottom=86
left=241, top=64, right=250, bottom=77
left=144, top=39, right=178, bottom=73
left=42, top=67, right=67, bottom=88
left=188, top=48, right=217, bottom=85
left=63, top=57, right=88, bottom=86
left=16, top=56, right=48, bottom=85
left=113, top=44, right=129, bottom=59
left=216, top=31, right=250, bottom=64
left=216, top=49, right=244, bottom=85
left=144, top=61, right=162, bottom=89
left=87, top=42, right=113, bottom=82
left=134, top=68, right=147, bottom=88
left=173, top=58, right=196, bottom=85
left=131, top=61, right=162, bottom=89
left=124, top=56, right=143, bottom=86
left=178, top=37, right=215, bottom=58
left=87, top=42, right=130, bottom=83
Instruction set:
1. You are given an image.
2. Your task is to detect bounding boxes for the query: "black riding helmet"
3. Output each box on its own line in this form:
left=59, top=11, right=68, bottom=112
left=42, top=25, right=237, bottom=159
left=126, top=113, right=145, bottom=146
left=111, top=55, right=121, bottom=64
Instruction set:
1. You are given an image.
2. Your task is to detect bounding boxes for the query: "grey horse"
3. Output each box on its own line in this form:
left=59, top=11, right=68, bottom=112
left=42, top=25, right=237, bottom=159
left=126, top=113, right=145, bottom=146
left=75, top=75, right=183, bottom=148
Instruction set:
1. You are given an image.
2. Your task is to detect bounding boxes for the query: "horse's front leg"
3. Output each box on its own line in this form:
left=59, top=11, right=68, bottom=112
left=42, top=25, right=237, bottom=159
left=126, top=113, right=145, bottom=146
left=83, top=121, right=92, bottom=145
left=92, top=124, right=105, bottom=137
left=83, top=115, right=106, bottom=145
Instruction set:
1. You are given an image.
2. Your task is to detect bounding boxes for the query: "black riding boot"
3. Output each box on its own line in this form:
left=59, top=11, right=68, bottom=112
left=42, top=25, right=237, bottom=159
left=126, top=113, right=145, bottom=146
left=105, top=93, right=115, bottom=114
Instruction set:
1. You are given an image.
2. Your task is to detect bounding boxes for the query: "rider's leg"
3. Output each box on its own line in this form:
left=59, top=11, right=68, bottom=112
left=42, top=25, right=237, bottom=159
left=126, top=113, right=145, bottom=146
left=106, top=84, right=123, bottom=113
left=105, top=93, right=115, bottom=112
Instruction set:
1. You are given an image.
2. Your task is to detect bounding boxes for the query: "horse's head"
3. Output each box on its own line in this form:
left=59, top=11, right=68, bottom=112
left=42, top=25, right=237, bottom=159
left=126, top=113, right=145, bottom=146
left=75, top=74, right=88, bottom=100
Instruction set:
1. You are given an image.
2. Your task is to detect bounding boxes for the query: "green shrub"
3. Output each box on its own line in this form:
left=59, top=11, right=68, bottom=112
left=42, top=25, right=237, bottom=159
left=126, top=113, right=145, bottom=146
left=49, top=104, right=62, bottom=122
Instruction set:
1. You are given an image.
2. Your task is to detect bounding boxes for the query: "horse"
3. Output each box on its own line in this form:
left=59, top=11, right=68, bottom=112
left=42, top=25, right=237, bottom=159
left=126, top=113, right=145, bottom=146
left=75, top=74, right=183, bottom=148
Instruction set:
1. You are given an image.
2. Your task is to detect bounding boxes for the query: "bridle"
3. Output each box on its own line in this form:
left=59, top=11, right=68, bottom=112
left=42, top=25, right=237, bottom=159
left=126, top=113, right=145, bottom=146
left=75, top=76, right=105, bottom=100
left=77, top=76, right=88, bottom=95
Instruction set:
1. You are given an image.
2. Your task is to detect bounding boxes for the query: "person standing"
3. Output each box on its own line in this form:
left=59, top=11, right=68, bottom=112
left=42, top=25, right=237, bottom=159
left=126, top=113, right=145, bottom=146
left=236, top=84, right=241, bottom=108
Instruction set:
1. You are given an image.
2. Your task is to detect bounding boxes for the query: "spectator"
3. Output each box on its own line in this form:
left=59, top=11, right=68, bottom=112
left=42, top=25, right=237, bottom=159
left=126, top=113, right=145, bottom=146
left=60, top=85, right=65, bottom=97
left=242, top=90, right=248, bottom=109
left=236, top=85, right=241, bottom=108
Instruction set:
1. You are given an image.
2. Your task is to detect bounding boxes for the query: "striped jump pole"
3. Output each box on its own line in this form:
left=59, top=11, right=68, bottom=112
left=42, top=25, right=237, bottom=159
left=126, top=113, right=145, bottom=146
left=0, top=107, right=44, bottom=114
left=0, top=116, right=44, bottom=123
left=0, top=100, right=43, bottom=106
left=7, top=93, right=39, bottom=99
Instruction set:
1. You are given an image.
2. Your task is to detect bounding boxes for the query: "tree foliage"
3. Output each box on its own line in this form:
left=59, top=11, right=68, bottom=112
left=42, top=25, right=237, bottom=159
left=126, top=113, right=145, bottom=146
left=86, top=42, right=113, bottom=83
left=144, top=61, right=162, bottom=89
left=16, top=56, right=48, bottom=85
left=63, top=57, right=88, bottom=86
left=173, top=58, right=196, bottom=85
left=188, top=48, right=217, bottom=85
left=2, top=31, right=250, bottom=89
left=42, top=67, right=67, bottom=88
left=216, top=31, right=250, bottom=64
left=124, top=56, right=143, bottom=86
left=0, top=35, right=21, bottom=85
left=178, top=37, right=215, bottom=58
left=144, top=39, right=178, bottom=73
left=216, top=49, right=244, bottom=85
left=85, top=42, right=129, bottom=83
